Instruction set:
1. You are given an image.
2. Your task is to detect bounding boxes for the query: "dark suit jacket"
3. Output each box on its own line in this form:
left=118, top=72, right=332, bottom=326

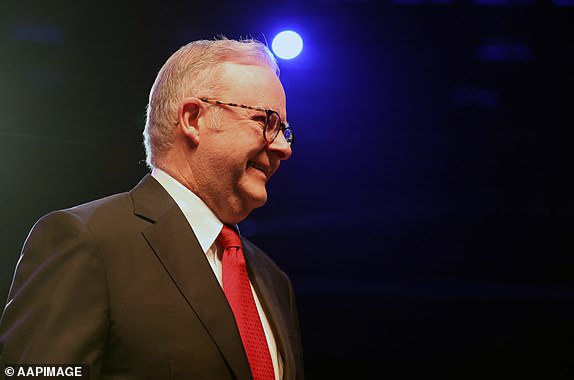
left=0, top=175, right=304, bottom=380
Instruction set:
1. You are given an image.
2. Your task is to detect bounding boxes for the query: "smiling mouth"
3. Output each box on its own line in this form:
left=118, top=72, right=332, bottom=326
left=247, top=161, right=268, bottom=178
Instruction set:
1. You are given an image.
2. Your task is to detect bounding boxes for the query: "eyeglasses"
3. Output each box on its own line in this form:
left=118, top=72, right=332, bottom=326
left=199, top=98, right=294, bottom=146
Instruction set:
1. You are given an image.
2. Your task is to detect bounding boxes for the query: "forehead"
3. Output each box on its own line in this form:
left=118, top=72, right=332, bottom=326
left=217, top=62, right=286, bottom=113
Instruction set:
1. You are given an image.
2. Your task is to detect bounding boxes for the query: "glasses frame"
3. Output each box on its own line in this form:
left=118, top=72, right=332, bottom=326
left=199, top=98, right=294, bottom=145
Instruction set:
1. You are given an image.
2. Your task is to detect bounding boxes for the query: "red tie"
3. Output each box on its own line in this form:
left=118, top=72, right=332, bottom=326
left=217, top=225, right=275, bottom=380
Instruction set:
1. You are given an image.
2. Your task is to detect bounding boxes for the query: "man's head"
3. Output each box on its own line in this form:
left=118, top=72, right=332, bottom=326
left=143, top=38, right=293, bottom=224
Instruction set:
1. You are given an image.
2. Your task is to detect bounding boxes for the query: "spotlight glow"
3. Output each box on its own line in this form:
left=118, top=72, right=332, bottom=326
left=272, top=31, right=303, bottom=60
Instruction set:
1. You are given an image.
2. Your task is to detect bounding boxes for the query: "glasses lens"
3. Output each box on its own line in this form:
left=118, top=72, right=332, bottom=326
left=265, top=111, right=281, bottom=142
left=284, top=128, right=294, bottom=145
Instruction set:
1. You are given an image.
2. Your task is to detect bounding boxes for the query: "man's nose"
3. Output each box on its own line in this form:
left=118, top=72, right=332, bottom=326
left=267, top=132, right=292, bottom=161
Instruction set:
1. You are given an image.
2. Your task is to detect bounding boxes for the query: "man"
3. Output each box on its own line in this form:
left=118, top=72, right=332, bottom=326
left=0, top=38, right=303, bottom=380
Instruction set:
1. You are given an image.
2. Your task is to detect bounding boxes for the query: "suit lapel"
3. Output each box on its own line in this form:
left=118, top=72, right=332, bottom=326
left=131, top=175, right=252, bottom=380
left=243, top=242, right=296, bottom=380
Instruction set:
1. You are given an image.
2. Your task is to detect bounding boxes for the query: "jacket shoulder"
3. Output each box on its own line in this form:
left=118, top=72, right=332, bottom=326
left=242, top=238, right=290, bottom=281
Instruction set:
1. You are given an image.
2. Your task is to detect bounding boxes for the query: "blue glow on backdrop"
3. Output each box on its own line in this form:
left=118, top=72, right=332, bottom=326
left=271, top=31, right=303, bottom=60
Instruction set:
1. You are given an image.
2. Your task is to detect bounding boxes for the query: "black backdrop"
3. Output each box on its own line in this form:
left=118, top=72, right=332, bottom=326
left=1, top=1, right=573, bottom=378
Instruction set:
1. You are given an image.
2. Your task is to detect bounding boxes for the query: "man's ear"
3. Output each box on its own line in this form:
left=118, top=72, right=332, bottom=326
left=178, top=98, right=203, bottom=144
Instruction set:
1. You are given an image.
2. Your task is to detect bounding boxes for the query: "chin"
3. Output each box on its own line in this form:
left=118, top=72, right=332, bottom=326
left=245, top=187, right=268, bottom=210
left=226, top=194, right=267, bottom=225
left=250, top=193, right=268, bottom=209
left=232, top=183, right=268, bottom=220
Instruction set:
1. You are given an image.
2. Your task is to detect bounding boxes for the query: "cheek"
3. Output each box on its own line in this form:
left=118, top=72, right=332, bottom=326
left=211, top=152, right=246, bottom=185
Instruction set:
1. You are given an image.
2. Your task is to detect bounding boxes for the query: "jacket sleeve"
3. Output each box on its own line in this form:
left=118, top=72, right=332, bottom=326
left=0, top=210, right=109, bottom=377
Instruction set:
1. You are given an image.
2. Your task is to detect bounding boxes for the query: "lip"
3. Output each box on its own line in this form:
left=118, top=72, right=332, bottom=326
left=247, top=160, right=270, bottom=179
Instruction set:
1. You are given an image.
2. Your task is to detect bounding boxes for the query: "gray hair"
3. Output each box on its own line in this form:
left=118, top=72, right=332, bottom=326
left=143, top=38, right=279, bottom=169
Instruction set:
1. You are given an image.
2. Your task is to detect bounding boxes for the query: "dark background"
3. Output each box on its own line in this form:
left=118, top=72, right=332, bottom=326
left=1, top=0, right=573, bottom=378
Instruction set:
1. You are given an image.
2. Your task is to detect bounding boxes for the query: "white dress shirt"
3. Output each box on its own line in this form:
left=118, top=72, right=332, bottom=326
left=151, top=168, right=283, bottom=379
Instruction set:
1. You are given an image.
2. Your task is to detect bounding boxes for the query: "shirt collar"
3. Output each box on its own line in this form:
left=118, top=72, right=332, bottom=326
left=151, top=168, right=223, bottom=253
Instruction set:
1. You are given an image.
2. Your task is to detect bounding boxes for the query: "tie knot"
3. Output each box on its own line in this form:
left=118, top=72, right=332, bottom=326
left=217, top=225, right=242, bottom=250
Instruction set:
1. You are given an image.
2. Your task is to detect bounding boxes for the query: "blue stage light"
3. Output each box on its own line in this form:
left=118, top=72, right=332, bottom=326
left=272, top=31, right=303, bottom=60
